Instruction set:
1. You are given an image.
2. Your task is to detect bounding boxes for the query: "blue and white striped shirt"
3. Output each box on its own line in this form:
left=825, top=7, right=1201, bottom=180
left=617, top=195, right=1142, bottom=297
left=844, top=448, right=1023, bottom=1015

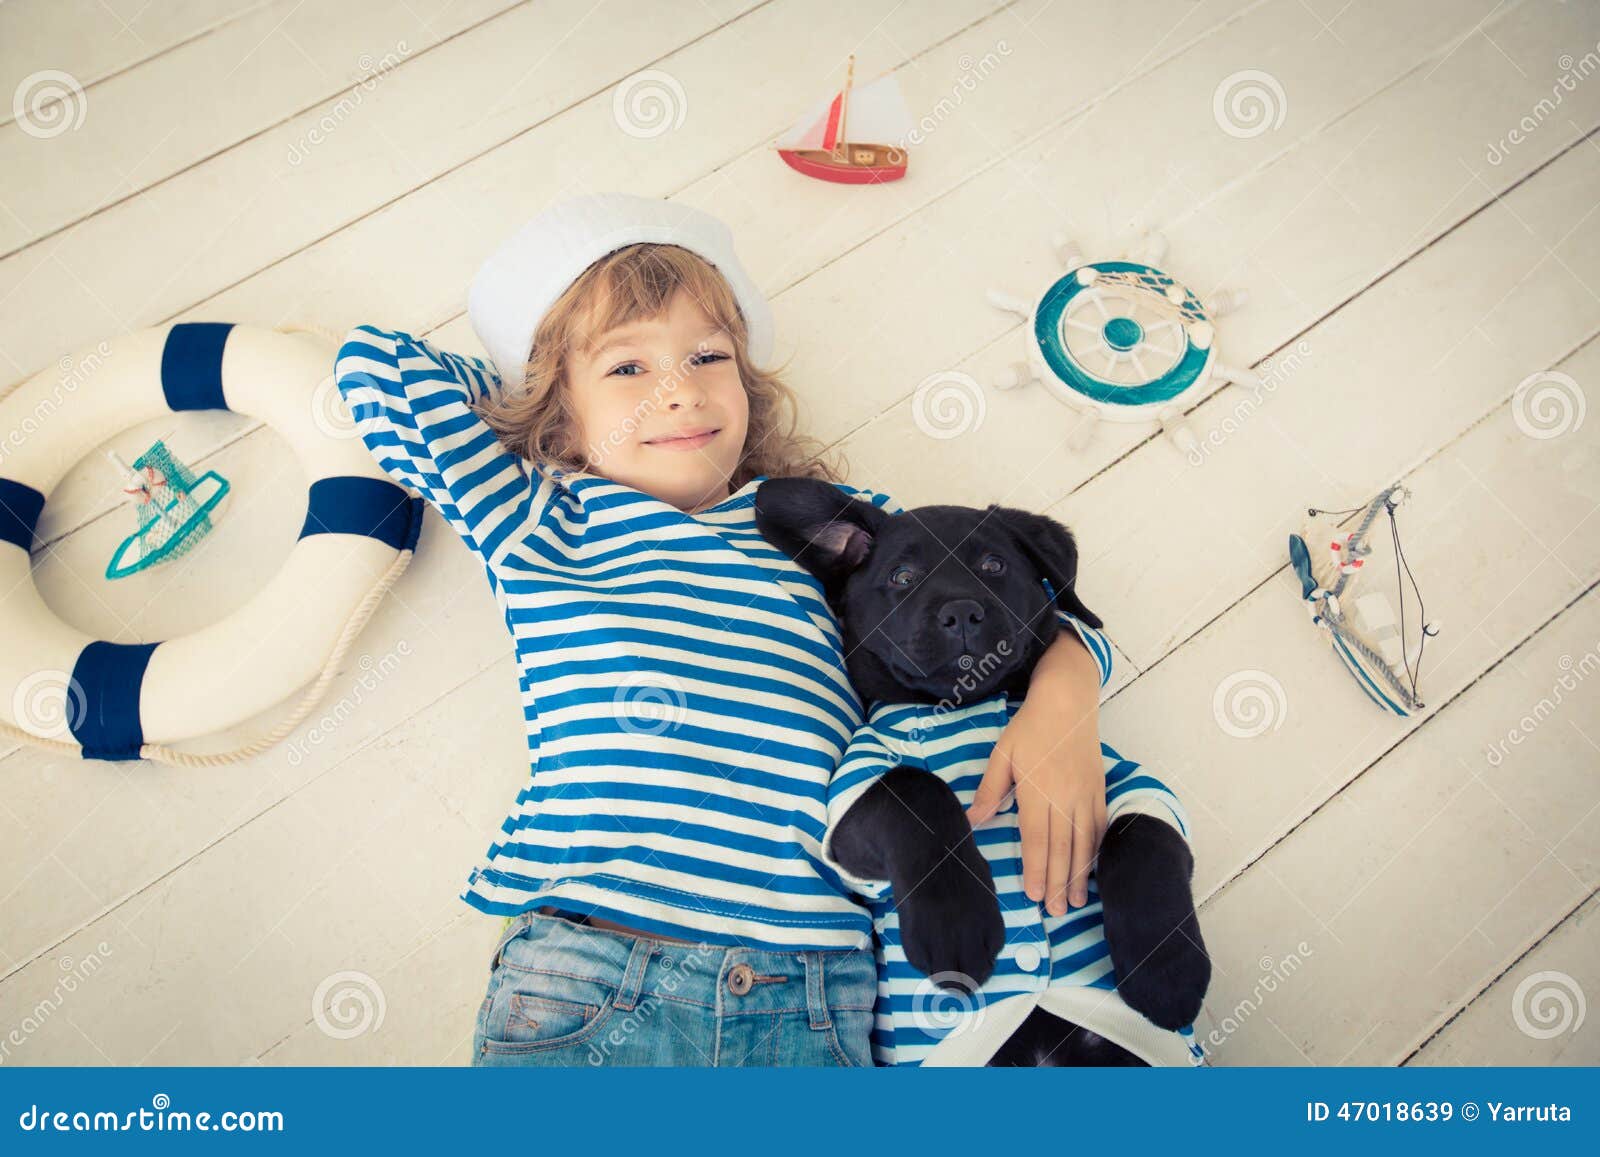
left=334, top=325, right=1099, bottom=952
left=824, top=617, right=1207, bottom=1066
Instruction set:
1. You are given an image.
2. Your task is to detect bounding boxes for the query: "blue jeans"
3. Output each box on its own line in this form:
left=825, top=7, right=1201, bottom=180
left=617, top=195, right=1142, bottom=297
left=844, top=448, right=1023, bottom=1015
left=471, top=909, right=877, bottom=1067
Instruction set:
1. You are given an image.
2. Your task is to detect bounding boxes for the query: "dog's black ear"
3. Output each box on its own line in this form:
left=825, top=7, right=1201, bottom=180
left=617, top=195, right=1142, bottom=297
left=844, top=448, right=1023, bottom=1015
left=755, top=477, right=891, bottom=593
left=985, top=504, right=1102, bottom=629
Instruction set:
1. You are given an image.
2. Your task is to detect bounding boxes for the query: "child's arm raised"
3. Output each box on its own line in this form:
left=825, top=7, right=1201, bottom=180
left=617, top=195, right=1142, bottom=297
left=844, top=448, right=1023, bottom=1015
left=335, top=325, right=554, bottom=568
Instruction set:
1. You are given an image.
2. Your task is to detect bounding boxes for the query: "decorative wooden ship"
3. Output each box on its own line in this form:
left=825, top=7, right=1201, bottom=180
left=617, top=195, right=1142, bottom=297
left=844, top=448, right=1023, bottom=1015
left=774, top=55, right=913, bottom=184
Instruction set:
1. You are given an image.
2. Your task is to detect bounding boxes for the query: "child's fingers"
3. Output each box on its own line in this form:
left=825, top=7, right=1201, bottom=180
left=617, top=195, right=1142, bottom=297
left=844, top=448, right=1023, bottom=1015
left=1068, top=812, right=1094, bottom=908
left=1017, top=785, right=1049, bottom=903
left=1045, top=818, right=1074, bottom=916
left=967, top=745, right=1015, bottom=826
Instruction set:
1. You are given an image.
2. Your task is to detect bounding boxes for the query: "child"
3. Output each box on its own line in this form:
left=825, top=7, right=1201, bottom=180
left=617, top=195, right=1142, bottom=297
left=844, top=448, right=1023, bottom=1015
left=334, top=192, right=1111, bottom=1066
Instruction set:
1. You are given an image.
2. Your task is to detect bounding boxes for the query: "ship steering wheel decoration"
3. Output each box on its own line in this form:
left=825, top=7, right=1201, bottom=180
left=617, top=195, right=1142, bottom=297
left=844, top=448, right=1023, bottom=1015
left=987, top=229, right=1257, bottom=455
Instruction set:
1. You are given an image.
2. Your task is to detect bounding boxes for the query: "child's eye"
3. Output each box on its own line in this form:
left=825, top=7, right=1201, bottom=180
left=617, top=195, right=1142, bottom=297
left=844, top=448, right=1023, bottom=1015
left=608, top=352, right=726, bottom=377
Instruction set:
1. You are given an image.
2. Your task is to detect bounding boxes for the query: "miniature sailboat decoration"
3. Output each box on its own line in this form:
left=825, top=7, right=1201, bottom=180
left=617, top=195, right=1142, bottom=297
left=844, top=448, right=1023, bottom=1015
left=104, top=438, right=230, bottom=580
left=775, top=56, right=913, bottom=184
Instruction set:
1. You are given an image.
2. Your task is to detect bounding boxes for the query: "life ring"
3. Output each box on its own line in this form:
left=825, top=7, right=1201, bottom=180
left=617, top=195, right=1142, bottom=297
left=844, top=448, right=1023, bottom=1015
left=0, top=322, right=423, bottom=765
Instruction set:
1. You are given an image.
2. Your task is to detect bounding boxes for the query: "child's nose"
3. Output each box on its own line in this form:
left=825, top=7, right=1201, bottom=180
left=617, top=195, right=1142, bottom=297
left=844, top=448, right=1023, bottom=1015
left=667, top=375, right=707, bottom=405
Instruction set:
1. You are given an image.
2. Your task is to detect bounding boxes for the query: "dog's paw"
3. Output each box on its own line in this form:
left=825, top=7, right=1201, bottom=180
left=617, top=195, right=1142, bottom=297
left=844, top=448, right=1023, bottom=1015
left=1104, top=906, right=1211, bottom=1030
left=894, top=852, right=1006, bottom=989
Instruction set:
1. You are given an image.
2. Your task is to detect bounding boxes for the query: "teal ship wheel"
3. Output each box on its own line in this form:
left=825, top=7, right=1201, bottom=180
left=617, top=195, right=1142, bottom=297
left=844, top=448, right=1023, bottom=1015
left=987, top=229, right=1256, bottom=454
left=1036, top=260, right=1212, bottom=410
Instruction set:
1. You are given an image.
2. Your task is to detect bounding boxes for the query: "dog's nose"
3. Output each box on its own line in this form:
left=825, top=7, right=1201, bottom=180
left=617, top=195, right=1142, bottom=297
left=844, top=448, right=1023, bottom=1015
left=937, top=598, right=985, bottom=638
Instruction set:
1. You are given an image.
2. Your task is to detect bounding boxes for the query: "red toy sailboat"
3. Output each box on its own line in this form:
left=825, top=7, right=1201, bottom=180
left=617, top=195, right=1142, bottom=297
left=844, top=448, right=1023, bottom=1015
left=774, top=56, right=913, bottom=184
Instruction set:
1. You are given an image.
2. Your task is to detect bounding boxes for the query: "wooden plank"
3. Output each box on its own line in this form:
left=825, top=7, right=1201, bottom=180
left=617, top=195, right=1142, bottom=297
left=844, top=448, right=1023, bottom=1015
left=0, top=0, right=985, bottom=381
left=1408, top=893, right=1600, bottom=1065
left=0, top=0, right=270, bottom=125
left=1203, top=547, right=1600, bottom=1062
left=0, top=0, right=523, bottom=256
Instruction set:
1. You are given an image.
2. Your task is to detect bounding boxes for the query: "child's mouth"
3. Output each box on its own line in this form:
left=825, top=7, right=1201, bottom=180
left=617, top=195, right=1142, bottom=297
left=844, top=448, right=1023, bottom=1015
left=645, top=428, right=720, bottom=451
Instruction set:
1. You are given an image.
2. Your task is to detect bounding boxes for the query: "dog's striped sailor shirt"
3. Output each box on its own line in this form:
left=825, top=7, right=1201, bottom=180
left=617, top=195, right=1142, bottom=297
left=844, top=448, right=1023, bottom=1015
left=823, top=616, right=1209, bottom=1066
left=335, top=325, right=1092, bottom=952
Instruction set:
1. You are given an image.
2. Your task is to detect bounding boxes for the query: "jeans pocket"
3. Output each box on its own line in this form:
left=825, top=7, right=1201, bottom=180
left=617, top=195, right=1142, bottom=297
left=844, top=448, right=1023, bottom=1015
left=481, top=968, right=618, bottom=1056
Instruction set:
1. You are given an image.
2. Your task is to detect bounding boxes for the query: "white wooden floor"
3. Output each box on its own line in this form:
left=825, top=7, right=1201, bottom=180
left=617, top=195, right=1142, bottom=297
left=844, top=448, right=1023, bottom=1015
left=2, top=0, right=1597, bottom=1066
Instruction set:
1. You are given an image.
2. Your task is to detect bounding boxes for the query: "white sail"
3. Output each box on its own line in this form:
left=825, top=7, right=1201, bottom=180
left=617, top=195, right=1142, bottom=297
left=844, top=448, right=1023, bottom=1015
left=775, top=71, right=912, bottom=151
left=842, top=72, right=914, bottom=146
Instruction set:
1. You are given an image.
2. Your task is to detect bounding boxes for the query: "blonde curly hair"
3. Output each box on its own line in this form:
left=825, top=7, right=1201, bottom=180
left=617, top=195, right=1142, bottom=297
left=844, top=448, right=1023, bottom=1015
left=476, top=242, right=844, bottom=491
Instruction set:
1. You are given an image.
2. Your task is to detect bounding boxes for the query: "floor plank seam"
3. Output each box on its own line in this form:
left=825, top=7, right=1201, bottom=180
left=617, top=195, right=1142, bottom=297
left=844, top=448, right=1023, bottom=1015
left=0, top=1, right=536, bottom=261
left=1196, top=572, right=1600, bottom=913
left=1398, top=885, right=1600, bottom=1065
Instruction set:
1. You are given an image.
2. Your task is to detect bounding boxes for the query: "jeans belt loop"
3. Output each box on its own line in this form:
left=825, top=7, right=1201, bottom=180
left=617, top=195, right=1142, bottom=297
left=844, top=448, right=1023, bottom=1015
left=805, top=951, right=831, bottom=1030
left=489, top=909, right=534, bottom=974
left=613, top=937, right=655, bottom=1012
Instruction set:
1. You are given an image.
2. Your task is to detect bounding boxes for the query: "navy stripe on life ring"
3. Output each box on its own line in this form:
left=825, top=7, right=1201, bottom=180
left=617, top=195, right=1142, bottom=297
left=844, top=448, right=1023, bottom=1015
left=0, top=477, right=45, bottom=551
left=69, top=640, right=159, bottom=761
left=298, top=476, right=423, bottom=551
left=161, top=322, right=234, bottom=411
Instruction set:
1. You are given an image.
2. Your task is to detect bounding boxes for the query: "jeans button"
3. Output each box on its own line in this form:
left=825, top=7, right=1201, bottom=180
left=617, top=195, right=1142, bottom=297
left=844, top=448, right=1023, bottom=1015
left=726, top=962, right=754, bottom=995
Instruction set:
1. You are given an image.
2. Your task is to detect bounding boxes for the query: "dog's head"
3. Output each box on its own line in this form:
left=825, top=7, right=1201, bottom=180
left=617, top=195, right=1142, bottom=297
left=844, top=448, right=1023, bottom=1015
left=754, top=477, right=1100, bottom=706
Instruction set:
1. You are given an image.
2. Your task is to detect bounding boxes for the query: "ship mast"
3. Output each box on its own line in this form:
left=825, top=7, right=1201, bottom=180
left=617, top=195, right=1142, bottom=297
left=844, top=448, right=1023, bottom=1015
left=832, top=54, right=854, bottom=162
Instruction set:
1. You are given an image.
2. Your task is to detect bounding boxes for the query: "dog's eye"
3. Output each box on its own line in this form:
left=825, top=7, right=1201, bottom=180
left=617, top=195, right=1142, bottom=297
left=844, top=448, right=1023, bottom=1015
left=888, top=565, right=915, bottom=587
left=979, top=554, right=1006, bottom=576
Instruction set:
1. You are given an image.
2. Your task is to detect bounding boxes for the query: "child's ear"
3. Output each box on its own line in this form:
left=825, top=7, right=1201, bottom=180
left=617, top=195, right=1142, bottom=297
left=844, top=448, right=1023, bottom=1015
left=754, top=478, right=890, bottom=592
left=984, top=504, right=1102, bottom=629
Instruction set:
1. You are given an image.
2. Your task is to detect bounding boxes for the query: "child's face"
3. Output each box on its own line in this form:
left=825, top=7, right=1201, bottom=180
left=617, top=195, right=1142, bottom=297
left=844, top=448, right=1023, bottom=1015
left=568, top=288, right=750, bottom=514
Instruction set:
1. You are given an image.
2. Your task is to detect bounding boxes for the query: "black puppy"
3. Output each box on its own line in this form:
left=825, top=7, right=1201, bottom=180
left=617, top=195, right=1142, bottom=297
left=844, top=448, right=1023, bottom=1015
left=755, top=477, right=1210, bottom=1066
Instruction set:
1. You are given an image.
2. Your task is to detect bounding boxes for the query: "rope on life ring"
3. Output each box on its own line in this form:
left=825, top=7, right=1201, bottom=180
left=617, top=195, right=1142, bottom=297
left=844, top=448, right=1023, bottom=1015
left=0, top=542, right=414, bottom=767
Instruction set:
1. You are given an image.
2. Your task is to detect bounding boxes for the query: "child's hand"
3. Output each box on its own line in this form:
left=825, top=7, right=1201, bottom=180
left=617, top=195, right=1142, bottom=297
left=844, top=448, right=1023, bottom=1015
left=967, top=632, right=1107, bottom=915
